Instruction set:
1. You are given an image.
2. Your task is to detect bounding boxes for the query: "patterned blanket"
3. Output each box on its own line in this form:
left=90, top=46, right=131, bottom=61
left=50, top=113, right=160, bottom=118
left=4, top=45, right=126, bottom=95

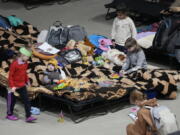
left=1, top=57, right=179, bottom=102
left=0, top=21, right=179, bottom=103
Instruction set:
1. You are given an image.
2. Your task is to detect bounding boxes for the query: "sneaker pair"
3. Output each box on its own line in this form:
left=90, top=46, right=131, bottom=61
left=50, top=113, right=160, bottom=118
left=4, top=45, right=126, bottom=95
left=6, top=115, right=37, bottom=122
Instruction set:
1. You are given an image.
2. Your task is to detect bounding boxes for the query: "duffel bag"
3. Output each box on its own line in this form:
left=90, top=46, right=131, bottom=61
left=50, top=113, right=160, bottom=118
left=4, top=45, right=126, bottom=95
left=46, top=21, right=69, bottom=49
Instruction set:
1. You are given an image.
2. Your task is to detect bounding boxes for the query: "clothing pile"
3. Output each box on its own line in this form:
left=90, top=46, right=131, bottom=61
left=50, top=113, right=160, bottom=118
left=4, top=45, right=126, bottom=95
left=136, top=23, right=159, bottom=49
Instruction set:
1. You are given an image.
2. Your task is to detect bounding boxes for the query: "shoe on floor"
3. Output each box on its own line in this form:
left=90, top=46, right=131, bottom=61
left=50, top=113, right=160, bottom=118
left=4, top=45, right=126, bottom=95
left=26, top=116, right=37, bottom=123
left=6, top=115, right=19, bottom=121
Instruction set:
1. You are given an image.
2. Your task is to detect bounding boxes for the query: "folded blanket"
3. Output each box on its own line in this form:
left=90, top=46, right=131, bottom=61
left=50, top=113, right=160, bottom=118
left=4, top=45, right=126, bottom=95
left=137, top=32, right=156, bottom=49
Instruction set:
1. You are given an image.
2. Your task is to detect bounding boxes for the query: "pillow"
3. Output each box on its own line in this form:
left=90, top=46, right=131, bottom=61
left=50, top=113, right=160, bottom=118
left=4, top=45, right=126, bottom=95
left=32, top=46, right=57, bottom=60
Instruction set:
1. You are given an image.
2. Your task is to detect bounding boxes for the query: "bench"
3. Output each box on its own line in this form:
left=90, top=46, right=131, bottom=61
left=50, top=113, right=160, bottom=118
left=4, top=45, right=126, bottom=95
left=104, top=0, right=173, bottom=20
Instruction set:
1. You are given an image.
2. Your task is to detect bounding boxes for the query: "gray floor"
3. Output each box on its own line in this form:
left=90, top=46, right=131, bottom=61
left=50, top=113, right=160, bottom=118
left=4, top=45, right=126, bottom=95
left=0, top=95, right=180, bottom=135
left=0, top=0, right=180, bottom=135
left=0, top=0, right=112, bottom=37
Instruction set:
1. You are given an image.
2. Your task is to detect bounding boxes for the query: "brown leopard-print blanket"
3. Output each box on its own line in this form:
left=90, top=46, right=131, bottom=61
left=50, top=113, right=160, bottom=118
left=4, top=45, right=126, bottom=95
left=0, top=22, right=39, bottom=48
left=62, top=63, right=179, bottom=100
left=0, top=21, right=39, bottom=67
left=1, top=56, right=179, bottom=102
left=0, top=21, right=179, bottom=102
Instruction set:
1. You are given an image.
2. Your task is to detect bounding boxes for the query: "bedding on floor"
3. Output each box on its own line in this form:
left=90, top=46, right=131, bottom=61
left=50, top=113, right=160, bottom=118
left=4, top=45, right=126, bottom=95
left=0, top=16, right=179, bottom=103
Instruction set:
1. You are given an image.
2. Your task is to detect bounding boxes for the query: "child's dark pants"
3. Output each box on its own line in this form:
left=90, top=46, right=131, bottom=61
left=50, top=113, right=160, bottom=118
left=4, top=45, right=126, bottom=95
left=7, top=86, right=31, bottom=118
left=111, top=44, right=127, bottom=53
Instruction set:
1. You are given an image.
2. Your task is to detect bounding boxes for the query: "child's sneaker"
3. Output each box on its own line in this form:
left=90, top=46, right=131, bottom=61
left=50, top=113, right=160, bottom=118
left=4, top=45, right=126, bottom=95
left=6, top=115, right=19, bottom=121
left=26, top=116, right=37, bottom=123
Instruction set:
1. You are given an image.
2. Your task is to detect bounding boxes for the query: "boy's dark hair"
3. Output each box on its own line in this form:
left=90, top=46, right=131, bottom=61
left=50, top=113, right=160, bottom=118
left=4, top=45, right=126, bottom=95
left=116, top=3, right=127, bottom=15
left=116, top=8, right=127, bottom=15
left=125, top=37, right=141, bottom=52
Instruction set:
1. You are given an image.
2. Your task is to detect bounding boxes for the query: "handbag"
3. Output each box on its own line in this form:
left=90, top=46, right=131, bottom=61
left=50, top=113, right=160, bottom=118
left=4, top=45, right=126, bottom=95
left=46, top=21, right=69, bottom=49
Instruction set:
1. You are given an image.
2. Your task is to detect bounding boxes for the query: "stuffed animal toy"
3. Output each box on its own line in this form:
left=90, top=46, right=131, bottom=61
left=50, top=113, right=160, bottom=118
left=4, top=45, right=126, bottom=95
left=41, top=59, right=66, bottom=89
left=84, top=37, right=95, bottom=55
left=66, top=40, right=76, bottom=50
left=66, top=40, right=90, bottom=54
left=76, top=41, right=91, bottom=64
left=76, top=41, right=91, bottom=56
left=102, top=49, right=126, bottom=66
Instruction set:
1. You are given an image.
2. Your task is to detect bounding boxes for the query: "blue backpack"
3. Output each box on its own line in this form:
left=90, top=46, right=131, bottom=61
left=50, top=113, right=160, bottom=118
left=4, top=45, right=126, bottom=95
left=0, top=16, right=11, bottom=29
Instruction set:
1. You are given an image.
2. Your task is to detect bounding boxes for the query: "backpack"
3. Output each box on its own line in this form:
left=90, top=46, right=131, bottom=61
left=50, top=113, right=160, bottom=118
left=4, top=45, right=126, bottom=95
left=37, top=30, right=49, bottom=43
left=59, top=49, right=82, bottom=64
left=145, top=106, right=179, bottom=135
left=153, top=13, right=180, bottom=54
left=46, top=21, right=69, bottom=49
left=0, top=15, right=11, bottom=29
left=68, top=25, right=87, bottom=42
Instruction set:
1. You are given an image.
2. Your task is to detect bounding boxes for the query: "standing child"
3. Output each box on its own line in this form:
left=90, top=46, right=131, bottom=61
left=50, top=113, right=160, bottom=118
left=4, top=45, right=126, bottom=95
left=120, top=38, right=147, bottom=74
left=7, top=47, right=37, bottom=122
left=111, top=9, right=137, bottom=53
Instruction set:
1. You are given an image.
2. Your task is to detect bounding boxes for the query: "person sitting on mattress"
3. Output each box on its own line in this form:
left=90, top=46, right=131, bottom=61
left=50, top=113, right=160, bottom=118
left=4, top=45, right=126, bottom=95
left=120, top=38, right=147, bottom=75
left=127, top=90, right=158, bottom=135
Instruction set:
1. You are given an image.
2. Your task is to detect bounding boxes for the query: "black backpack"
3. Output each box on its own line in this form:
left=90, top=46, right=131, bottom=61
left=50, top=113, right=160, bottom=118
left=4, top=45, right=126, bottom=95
left=153, top=13, right=180, bottom=54
left=46, top=21, right=69, bottom=49
left=56, top=49, right=82, bottom=66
